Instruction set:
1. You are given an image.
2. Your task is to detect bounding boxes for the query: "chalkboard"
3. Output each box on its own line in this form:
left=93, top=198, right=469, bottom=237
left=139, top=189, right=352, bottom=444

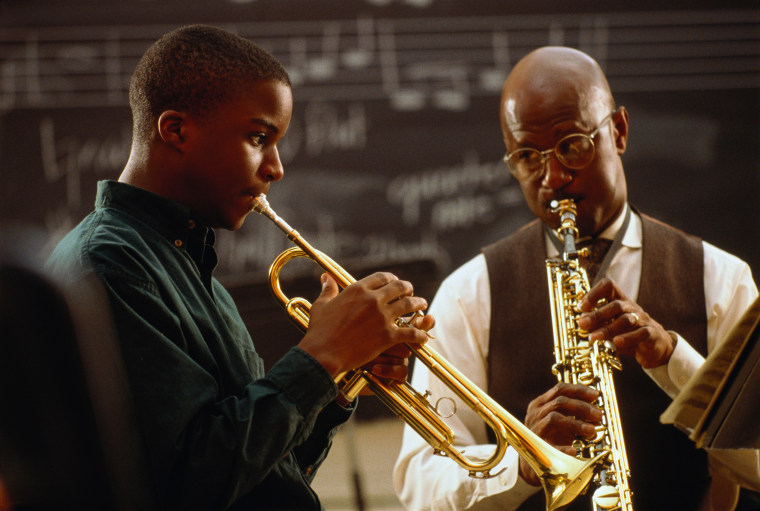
left=2, top=1, right=759, bottom=380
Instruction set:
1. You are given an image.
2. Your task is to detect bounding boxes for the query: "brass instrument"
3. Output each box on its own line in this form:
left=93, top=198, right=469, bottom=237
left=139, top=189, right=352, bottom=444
left=547, top=199, right=633, bottom=510
left=253, top=194, right=606, bottom=511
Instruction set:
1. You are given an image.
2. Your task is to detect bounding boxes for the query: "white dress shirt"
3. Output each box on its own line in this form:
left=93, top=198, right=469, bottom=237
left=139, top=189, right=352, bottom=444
left=394, top=206, right=760, bottom=511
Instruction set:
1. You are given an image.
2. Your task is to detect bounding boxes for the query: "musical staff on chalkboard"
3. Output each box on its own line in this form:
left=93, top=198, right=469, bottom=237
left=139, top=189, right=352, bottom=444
left=1, top=9, right=758, bottom=115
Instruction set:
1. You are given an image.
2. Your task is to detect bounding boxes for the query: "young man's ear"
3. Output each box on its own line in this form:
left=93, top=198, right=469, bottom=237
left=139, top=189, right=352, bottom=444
left=157, top=110, right=188, bottom=151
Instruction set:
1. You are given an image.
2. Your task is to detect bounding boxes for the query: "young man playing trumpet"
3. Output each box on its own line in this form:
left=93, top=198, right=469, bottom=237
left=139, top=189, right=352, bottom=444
left=46, top=24, right=432, bottom=511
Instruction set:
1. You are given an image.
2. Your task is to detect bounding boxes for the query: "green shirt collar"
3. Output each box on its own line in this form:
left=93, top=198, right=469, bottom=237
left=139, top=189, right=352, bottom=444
left=95, top=180, right=216, bottom=272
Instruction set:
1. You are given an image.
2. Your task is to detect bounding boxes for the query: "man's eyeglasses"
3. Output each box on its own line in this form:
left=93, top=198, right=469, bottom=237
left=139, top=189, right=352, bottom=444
left=503, top=108, right=619, bottom=181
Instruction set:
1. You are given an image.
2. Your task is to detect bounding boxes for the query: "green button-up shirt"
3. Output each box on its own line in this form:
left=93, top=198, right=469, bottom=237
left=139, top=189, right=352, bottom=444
left=46, top=180, right=352, bottom=511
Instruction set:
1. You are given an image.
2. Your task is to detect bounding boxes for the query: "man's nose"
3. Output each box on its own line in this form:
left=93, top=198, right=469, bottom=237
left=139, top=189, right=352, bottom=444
left=540, top=152, right=571, bottom=189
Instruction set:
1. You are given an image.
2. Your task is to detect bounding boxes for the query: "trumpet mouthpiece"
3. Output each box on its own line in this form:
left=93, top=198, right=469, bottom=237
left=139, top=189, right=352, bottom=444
left=252, top=194, right=269, bottom=214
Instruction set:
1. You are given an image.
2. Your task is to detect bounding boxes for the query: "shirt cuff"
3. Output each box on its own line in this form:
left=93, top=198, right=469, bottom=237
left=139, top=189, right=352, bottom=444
left=484, top=447, right=541, bottom=506
left=645, top=331, right=705, bottom=398
left=267, top=346, right=339, bottom=416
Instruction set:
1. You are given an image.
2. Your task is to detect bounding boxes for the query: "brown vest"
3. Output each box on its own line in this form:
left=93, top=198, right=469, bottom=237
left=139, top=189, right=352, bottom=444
left=482, top=212, right=709, bottom=510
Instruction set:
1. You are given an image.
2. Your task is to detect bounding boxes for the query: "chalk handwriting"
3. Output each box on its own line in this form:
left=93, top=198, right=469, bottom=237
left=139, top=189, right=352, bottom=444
left=303, top=101, right=368, bottom=156
left=386, top=151, right=513, bottom=227
left=39, top=115, right=131, bottom=210
left=217, top=210, right=447, bottom=277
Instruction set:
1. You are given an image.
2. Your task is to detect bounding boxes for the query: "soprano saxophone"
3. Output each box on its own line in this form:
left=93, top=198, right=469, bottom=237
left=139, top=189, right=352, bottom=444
left=546, top=199, right=633, bottom=511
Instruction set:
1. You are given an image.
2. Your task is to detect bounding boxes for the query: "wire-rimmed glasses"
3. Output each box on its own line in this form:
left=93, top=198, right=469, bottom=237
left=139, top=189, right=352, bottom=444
left=504, top=108, right=619, bottom=181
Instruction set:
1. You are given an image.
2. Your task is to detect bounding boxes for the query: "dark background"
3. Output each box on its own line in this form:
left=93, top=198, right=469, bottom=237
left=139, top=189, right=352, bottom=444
left=1, top=0, right=759, bottom=418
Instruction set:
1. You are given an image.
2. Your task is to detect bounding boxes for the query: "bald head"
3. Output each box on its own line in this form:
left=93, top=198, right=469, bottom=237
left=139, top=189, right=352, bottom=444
left=498, top=46, right=629, bottom=238
left=501, top=47, right=615, bottom=134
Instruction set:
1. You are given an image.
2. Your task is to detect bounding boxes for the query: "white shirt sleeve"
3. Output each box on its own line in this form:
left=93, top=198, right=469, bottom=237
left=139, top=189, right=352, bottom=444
left=393, top=254, right=541, bottom=511
left=645, top=240, right=760, bottom=490
left=604, top=214, right=759, bottom=489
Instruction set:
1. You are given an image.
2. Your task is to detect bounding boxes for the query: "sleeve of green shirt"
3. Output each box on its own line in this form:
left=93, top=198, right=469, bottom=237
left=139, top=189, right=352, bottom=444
left=95, top=258, right=352, bottom=508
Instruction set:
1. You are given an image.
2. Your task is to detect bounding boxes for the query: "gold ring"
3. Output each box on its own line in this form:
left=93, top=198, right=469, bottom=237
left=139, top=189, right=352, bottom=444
left=630, top=312, right=640, bottom=326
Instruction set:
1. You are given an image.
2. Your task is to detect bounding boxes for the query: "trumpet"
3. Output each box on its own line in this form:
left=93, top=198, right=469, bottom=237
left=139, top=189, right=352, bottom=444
left=253, top=194, right=605, bottom=511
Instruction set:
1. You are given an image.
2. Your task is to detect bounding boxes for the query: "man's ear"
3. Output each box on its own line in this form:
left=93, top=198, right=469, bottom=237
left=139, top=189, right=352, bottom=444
left=157, top=110, right=188, bottom=151
left=613, top=106, right=629, bottom=155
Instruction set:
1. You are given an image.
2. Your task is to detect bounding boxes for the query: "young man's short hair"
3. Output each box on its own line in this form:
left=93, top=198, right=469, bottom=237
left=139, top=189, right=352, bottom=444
left=129, top=24, right=291, bottom=143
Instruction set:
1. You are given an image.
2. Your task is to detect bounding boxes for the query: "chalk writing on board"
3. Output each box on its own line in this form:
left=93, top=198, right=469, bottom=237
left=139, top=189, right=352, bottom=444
left=213, top=150, right=524, bottom=276
left=302, top=101, right=368, bottom=157
left=386, top=151, right=513, bottom=227
left=38, top=116, right=131, bottom=209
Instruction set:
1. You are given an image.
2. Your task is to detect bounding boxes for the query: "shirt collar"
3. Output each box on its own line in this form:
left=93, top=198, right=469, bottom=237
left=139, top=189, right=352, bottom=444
left=599, top=203, right=642, bottom=249
left=95, top=179, right=215, bottom=256
left=581, top=203, right=641, bottom=247
left=596, top=203, right=629, bottom=241
left=621, top=204, right=642, bottom=249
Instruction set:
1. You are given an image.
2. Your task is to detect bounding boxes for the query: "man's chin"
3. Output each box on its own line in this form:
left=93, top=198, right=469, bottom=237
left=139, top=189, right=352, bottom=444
left=537, top=206, right=561, bottom=230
